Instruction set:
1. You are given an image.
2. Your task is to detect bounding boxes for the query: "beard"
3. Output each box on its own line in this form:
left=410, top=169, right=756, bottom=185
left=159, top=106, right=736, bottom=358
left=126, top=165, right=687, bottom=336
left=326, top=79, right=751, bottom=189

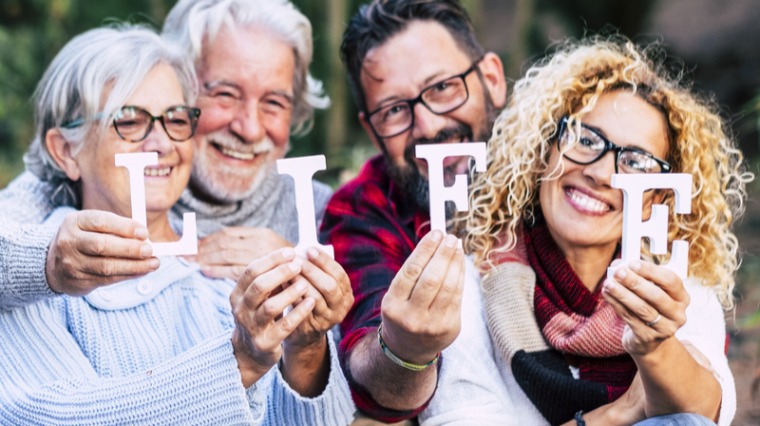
left=386, top=99, right=499, bottom=212
left=190, top=130, right=276, bottom=204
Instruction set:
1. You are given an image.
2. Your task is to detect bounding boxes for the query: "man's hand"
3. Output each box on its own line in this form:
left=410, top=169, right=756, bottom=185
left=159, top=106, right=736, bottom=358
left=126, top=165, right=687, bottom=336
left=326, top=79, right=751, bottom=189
left=46, top=210, right=160, bottom=296
left=380, top=230, right=465, bottom=365
left=229, top=248, right=316, bottom=388
left=193, top=227, right=291, bottom=280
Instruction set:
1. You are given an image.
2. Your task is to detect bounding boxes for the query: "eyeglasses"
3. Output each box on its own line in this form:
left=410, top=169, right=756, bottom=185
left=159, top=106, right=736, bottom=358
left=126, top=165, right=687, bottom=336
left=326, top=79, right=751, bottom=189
left=557, top=116, right=671, bottom=174
left=365, top=57, right=483, bottom=138
left=62, top=105, right=201, bottom=142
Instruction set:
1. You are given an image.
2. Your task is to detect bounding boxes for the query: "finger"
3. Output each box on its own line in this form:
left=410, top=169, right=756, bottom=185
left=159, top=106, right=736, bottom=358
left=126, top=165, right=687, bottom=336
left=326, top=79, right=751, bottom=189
left=269, top=297, right=316, bottom=343
left=626, top=260, right=689, bottom=303
left=241, top=256, right=304, bottom=314
left=78, top=256, right=161, bottom=279
left=290, top=274, right=329, bottom=316
left=232, top=248, right=297, bottom=306
left=301, top=249, right=347, bottom=307
left=386, top=230, right=444, bottom=299
left=74, top=210, right=149, bottom=240
left=200, top=265, right=246, bottom=281
left=612, top=265, right=685, bottom=326
left=75, top=230, right=155, bottom=260
left=429, top=243, right=465, bottom=312
left=237, top=247, right=297, bottom=289
left=602, top=275, right=661, bottom=327
left=408, top=233, right=459, bottom=307
left=255, top=279, right=310, bottom=326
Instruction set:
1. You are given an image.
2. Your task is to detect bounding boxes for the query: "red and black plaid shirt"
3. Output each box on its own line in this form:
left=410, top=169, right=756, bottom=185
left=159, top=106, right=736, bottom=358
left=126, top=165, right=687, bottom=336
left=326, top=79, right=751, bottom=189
left=320, top=155, right=432, bottom=422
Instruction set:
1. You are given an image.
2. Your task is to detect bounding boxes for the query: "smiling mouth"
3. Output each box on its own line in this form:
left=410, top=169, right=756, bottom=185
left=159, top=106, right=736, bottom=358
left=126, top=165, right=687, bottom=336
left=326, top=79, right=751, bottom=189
left=566, top=187, right=612, bottom=214
left=144, top=166, right=172, bottom=177
left=213, top=143, right=268, bottom=161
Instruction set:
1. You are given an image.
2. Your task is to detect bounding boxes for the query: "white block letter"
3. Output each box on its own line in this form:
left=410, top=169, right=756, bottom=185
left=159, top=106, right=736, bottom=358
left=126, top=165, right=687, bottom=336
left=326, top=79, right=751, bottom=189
left=608, top=173, right=692, bottom=279
left=114, top=152, right=197, bottom=256
left=276, top=155, right=334, bottom=258
left=415, top=142, right=487, bottom=232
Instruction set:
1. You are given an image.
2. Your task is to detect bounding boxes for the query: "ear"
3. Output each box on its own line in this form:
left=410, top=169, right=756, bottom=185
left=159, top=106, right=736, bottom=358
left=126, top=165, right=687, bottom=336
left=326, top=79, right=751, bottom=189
left=358, top=111, right=383, bottom=152
left=477, top=52, right=507, bottom=110
left=45, top=128, right=81, bottom=181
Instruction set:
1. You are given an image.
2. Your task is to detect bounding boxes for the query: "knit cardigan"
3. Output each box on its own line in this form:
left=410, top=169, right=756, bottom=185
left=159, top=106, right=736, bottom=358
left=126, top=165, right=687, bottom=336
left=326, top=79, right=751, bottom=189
left=0, top=168, right=332, bottom=308
left=419, top=257, right=736, bottom=426
left=0, top=207, right=355, bottom=425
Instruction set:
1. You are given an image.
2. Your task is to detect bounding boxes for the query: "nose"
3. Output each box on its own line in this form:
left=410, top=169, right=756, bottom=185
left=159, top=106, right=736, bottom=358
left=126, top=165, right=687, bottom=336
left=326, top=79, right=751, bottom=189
left=141, top=120, right=174, bottom=156
left=582, top=150, right=616, bottom=187
left=229, top=99, right=266, bottom=144
left=410, top=101, right=449, bottom=141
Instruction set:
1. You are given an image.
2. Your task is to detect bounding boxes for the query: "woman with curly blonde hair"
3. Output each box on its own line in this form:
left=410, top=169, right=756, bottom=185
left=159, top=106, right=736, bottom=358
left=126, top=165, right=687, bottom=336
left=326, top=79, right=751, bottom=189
left=420, top=36, right=752, bottom=426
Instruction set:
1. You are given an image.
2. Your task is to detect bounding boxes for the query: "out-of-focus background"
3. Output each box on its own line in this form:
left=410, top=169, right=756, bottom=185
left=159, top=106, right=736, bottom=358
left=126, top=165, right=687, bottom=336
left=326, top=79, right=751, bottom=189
left=0, top=0, right=758, bottom=422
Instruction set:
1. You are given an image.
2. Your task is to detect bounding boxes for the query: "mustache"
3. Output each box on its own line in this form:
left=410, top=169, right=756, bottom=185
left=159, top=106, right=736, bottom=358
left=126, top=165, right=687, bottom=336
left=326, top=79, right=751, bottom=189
left=204, top=130, right=275, bottom=154
left=403, top=124, right=474, bottom=165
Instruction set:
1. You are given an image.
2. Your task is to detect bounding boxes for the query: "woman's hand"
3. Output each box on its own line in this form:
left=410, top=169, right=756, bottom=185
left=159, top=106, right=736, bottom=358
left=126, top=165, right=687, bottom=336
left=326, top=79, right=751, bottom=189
left=601, top=260, right=689, bottom=356
left=229, top=248, right=315, bottom=388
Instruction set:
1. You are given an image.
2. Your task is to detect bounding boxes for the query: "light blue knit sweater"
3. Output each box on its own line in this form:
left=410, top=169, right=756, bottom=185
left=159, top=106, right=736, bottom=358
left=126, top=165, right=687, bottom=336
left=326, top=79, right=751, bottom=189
left=0, top=207, right=355, bottom=425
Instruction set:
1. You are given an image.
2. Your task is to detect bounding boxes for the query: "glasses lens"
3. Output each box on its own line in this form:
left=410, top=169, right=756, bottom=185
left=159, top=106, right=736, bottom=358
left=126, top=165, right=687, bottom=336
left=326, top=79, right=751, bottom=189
left=422, top=76, right=468, bottom=114
left=618, top=150, right=662, bottom=174
left=114, top=107, right=151, bottom=142
left=370, top=103, right=412, bottom=138
left=163, top=107, right=197, bottom=141
left=560, top=124, right=607, bottom=163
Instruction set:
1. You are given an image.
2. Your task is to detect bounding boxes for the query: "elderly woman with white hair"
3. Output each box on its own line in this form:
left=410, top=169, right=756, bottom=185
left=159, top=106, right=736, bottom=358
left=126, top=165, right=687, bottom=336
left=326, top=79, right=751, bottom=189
left=0, top=24, right=354, bottom=425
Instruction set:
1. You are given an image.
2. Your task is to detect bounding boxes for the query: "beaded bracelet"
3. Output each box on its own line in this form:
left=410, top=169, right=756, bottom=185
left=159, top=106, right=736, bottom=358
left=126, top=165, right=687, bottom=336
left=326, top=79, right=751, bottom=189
left=376, top=323, right=440, bottom=372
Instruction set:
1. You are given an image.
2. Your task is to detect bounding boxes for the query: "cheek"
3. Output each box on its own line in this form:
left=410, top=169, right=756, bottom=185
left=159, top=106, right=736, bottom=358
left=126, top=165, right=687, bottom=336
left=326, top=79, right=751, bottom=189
left=195, top=105, right=230, bottom=134
left=265, top=114, right=292, bottom=148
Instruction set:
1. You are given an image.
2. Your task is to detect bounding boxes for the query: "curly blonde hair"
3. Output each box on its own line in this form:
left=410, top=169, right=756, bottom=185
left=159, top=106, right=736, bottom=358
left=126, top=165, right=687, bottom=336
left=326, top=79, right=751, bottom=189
left=464, top=36, right=753, bottom=308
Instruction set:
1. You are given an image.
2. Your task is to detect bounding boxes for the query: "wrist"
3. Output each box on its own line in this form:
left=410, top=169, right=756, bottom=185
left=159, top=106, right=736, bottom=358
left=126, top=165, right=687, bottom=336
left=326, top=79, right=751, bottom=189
left=378, top=323, right=440, bottom=372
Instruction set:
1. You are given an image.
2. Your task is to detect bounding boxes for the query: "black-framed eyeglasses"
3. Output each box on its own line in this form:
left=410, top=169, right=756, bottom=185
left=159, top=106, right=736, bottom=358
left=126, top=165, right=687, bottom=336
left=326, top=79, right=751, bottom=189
left=365, top=57, right=484, bottom=138
left=557, top=116, right=671, bottom=174
left=62, top=105, right=201, bottom=143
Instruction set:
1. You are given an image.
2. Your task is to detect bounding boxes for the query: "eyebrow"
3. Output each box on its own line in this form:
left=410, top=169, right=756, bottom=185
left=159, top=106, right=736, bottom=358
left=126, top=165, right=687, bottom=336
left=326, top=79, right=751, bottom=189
left=203, top=80, right=241, bottom=92
left=372, top=70, right=454, bottom=110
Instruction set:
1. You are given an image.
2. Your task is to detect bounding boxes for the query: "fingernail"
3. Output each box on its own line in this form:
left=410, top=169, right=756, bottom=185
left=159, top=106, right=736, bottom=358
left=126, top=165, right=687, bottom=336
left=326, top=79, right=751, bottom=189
left=430, top=230, right=443, bottom=243
left=295, top=280, right=307, bottom=292
left=603, top=279, right=615, bottom=291
left=148, top=258, right=161, bottom=269
left=303, top=297, right=315, bottom=308
left=140, top=244, right=153, bottom=258
left=444, top=234, right=457, bottom=248
left=281, top=247, right=295, bottom=260
left=610, top=259, right=623, bottom=268
left=289, top=259, right=303, bottom=272
left=630, top=260, right=642, bottom=272
left=134, top=228, right=149, bottom=240
left=615, top=268, right=627, bottom=280
left=307, top=247, right=319, bottom=259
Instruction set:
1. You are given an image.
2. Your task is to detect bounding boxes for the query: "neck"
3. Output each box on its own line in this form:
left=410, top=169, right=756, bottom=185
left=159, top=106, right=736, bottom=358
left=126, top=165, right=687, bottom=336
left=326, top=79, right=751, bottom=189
left=145, top=211, right=180, bottom=242
left=560, top=245, right=617, bottom=292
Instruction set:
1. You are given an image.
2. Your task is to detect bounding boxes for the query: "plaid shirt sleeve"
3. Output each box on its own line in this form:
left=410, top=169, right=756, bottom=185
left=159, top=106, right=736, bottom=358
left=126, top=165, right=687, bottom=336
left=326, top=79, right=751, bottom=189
left=319, top=156, right=431, bottom=422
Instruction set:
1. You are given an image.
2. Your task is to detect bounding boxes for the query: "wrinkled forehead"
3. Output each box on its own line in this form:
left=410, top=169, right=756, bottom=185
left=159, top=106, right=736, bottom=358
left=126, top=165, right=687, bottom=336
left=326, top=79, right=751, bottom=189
left=359, top=21, right=472, bottom=110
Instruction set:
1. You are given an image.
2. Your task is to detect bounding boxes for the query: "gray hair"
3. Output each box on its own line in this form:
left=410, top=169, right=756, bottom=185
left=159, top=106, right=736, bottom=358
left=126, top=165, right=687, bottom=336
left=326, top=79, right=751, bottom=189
left=24, top=23, right=197, bottom=207
left=162, top=0, right=329, bottom=136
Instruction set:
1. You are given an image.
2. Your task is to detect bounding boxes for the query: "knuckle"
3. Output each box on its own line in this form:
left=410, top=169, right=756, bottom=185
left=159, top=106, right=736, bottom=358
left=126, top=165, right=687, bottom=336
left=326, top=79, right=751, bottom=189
left=279, top=316, right=296, bottom=333
left=261, top=299, right=281, bottom=318
left=402, top=262, right=424, bottom=280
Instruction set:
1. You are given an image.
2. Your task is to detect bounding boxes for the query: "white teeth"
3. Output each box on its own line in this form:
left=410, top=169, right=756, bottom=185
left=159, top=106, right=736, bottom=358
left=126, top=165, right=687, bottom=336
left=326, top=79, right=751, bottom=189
left=568, top=189, right=609, bottom=213
left=144, top=167, right=171, bottom=177
left=220, top=147, right=256, bottom=160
